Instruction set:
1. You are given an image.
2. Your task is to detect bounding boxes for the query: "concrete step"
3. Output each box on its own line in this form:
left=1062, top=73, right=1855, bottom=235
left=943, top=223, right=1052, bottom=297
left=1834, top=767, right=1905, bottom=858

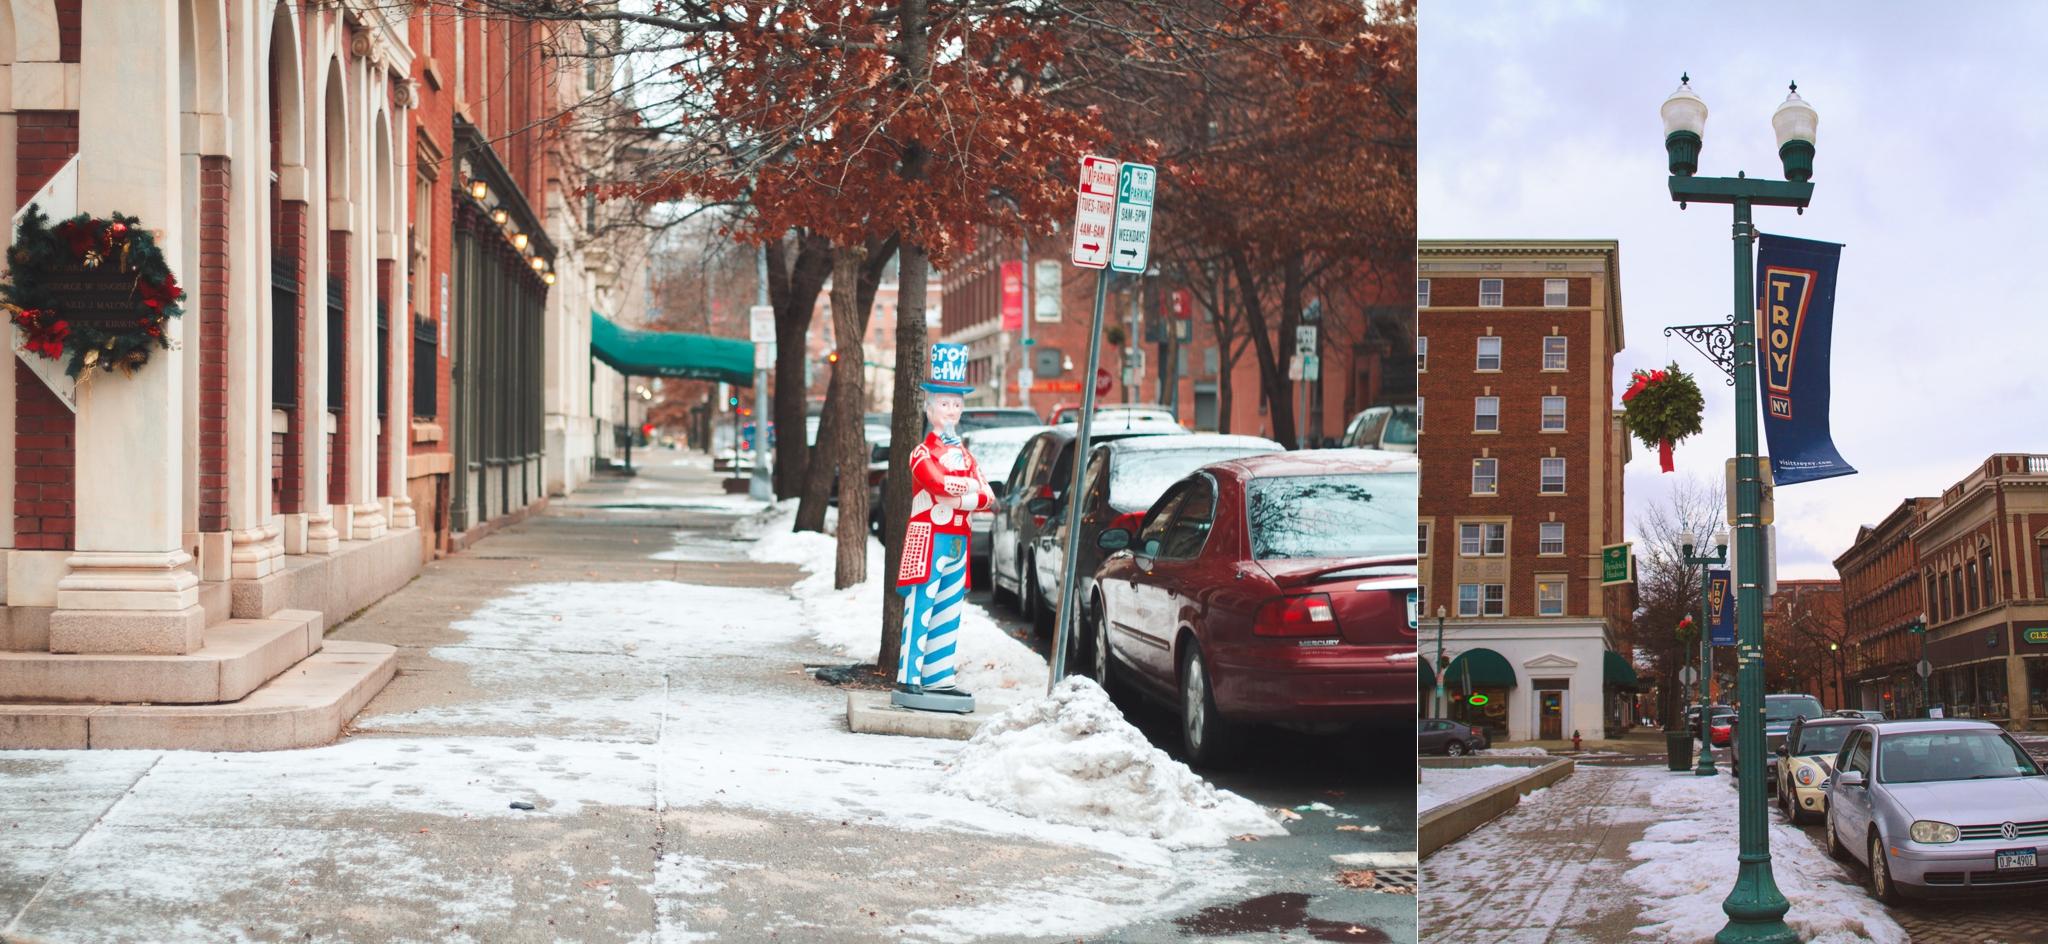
left=0, top=609, right=325, bottom=704
left=199, top=579, right=232, bottom=627
left=0, top=640, right=396, bottom=751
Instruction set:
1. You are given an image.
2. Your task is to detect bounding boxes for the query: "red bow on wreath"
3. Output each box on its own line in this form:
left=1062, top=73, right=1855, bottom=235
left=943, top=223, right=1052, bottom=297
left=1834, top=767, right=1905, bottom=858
left=1620, top=369, right=1666, bottom=404
left=138, top=273, right=181, bottom=311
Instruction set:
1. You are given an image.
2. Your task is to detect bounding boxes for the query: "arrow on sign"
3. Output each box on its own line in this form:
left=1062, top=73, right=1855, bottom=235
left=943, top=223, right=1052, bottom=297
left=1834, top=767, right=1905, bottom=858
left=1081, top=242, right=1100, bottom=253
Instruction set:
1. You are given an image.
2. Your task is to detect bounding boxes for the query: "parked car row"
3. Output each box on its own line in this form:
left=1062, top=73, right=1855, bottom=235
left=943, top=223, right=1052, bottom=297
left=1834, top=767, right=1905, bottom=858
left=968, top=406, right=1418, bottom=766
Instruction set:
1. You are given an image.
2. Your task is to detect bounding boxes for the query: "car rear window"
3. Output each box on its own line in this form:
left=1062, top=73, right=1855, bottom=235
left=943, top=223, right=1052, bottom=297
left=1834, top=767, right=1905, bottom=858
left=1794, top=724, right=1851, bottom=755
left=960, top=410, right=1040, bottom=431
left=965, top=437, right=1031, bottom=483
left=1878, top=730, right=2043, bottom=783
left=1765, top=696, right=1825, bottom=724
left=1109, top=448, right=1277, bottom=513
left=1245, top=472, right=1416, bottom=560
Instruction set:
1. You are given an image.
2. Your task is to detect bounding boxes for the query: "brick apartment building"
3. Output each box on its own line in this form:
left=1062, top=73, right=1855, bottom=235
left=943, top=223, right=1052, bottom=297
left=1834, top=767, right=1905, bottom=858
left=935, top=226, right=1412, bottom=439
left=1415, top=239, right=1634, bottom=742
left=1835, top=497, right=1932, bottom=717
left=1907, top=455, right=2048, bottom=729
left=1763, top=579, right=1847, bottom=709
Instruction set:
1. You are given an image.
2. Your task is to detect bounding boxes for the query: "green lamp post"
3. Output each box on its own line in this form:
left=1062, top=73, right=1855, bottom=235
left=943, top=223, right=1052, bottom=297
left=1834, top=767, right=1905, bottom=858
left=1434, top=605, right=1449, bottom=719
left=1682, top=529, right=1728, bottom=776
left=1909, top=613, right=1931, bottom=717
left=1661, top=73, right=1816, bottom=944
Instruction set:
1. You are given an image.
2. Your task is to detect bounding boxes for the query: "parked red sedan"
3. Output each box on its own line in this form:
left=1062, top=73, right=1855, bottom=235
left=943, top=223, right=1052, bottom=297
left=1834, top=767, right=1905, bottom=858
left=1088, top=450, right=1417, bottom=765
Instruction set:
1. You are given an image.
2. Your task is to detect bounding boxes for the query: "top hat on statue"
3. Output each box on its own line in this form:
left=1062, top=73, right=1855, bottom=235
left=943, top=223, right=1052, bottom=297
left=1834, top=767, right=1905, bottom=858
left=920, top=342, right=974, bottom=396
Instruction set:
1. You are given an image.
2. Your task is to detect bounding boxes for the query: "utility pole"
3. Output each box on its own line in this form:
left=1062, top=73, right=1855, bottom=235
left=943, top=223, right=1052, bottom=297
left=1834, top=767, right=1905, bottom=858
left=750, top=245, right=772, bottom=501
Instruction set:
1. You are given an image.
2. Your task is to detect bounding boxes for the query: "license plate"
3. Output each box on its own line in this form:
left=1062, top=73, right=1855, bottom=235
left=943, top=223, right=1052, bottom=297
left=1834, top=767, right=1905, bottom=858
left=1996, top=847, right=2037, bottom=871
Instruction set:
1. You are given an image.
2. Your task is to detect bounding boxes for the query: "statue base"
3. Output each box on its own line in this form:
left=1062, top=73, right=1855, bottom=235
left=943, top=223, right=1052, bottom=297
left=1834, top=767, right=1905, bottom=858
left=891, top=687, right=976, bottom=714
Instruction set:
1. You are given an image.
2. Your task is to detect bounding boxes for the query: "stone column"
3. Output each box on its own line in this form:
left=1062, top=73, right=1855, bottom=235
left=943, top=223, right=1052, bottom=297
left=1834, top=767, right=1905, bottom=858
left=385, top=96, right=416, bottom=530
left=49, top=0, right=204, bottom=654
left=225, top=0, right=281, bottom=579
left=348, top=58, right=385, bottom=540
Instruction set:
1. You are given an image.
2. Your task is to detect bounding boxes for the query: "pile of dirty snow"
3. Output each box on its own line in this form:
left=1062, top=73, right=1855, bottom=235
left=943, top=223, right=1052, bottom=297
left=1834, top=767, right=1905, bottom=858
left=1626, top=774, right=1906, bottom=944
left=937, top=676, right=1285, bottom=848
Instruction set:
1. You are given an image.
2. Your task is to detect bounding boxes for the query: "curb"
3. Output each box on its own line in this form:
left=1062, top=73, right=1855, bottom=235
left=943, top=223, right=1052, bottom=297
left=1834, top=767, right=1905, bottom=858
left=1418, top=756, right=1574, bottom=859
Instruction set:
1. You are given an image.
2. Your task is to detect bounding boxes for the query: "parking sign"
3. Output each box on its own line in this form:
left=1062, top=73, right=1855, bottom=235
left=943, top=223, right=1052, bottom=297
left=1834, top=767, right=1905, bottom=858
left=1070, top=156, right=1119, bottom=269
left=1110, top=162, right=1155, bottom=273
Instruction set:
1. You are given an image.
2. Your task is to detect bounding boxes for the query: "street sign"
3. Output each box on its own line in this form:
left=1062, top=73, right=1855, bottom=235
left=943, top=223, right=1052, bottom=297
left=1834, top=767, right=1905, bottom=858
left=1301, top=298, right=1323, bottom=323
left=1916, top=659, right=1932, bottom=679
left=1680, top=666, right=1697, bottom=686
left=1109, top=162, right=1155, bottom=273
left=1295, top=325, right=1318, bottom=355
left=1070, top=156, right=1119, bottom=269
left=1288, top=354, right=1320, bottom=381
left=753, top=343, right=774, bottom=369
left=1017, top=367, right=1034, bottom=390
left=1601, top=543, right=1633, bottom=585
left=1094, top=366, right=1113, bottom=397
left=749, top=304, right=776, bottom=343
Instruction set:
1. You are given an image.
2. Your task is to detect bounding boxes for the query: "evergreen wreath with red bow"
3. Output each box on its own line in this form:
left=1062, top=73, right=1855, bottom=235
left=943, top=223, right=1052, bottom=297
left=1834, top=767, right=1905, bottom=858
left=1620, top=362, right=1704, bottom=473
left=3, top=206, right=184, bottom=378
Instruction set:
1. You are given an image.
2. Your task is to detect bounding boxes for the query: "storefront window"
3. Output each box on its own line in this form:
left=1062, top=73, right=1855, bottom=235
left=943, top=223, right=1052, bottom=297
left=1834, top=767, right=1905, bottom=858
left=2029, top=657, right=2048, bottom=719
left=1931, top=660, right=2011, bottom=720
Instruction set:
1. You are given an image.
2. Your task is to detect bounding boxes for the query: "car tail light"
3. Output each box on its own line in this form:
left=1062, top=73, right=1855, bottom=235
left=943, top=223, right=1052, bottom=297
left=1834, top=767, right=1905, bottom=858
left=868, top=469, right=886, bottom=487
left=1253, top=593, right=1339, bottom=637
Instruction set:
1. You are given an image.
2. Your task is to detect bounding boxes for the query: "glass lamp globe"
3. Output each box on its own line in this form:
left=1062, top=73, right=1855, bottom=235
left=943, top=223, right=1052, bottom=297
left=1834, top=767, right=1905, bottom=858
left=1714, top=530, right=1729, bottom=548
left=1660, top=74, right=1708, bottom=176
left=1772, top=83, right=1818, bottom=182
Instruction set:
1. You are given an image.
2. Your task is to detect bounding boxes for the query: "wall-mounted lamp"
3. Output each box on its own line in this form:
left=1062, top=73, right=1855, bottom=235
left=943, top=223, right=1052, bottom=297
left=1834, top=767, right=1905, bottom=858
left=469, top=179, right=489, bottom=200
left=529, top=256, right=546, bottom=272
left=542, top=272, right=556, bottom=285
left=491, top=208, right=508, bottom=225
left=511, top=233, right=529, bottom=250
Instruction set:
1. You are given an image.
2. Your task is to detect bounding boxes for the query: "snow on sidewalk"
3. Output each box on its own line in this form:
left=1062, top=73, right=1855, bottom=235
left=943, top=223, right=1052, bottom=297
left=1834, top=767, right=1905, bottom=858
left=1627, top=774, right=1907, bottom=944
left=1416, top=764, right=1531, bottom=814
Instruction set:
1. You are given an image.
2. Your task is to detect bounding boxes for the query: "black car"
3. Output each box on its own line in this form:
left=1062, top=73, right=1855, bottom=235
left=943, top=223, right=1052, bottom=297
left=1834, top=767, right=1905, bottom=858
left=1029, top=434, right=1282, bottom=658
left=988, top=419, right=1187, bottom=629
left=1419, top=718, right=1489, bottom=756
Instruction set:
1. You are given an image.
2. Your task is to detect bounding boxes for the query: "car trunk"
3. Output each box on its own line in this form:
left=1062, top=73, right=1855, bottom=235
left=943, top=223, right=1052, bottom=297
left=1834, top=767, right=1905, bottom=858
left=1256, top=557, right=1416, bottom=646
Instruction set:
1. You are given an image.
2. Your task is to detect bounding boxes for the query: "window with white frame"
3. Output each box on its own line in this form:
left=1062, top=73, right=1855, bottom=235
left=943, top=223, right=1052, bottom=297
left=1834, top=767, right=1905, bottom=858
left=1540, top=457, right=1566, bottom=494
left=1472, top=458, right=1498, bottom=495
left=1539, top=521, right=1565, bottom=555
left=1544, top=279, right=1569, bottom=307
left=1484, top=522, right=1506, bottom=555
left=1479, top=278, right=1503, bottom=307
left=1416, top=337, right=1427, bottom=371
left=1416, top=397, right=1425, bottom=433
left=1457, top=583, right=1481, bottom=617
left=1473, top=396, right=1499, bottom=432
left=1536, top=577, right=1566, bottom=616
left=1543, top=336, right=1568, bottom=371
left=1459, top=522, right=1482, bottom=555
left=1483, top=583, right=1506, bottom=616
left=1476, top=336, right=1501, bottom=371
left=1461, top=522, right=1505, bottom=556
left=1417, top=279, right=1431, bottom=308
left=1419, top=522, right=1431, bottom=556
left=1541, top=396, right=1566, bottom=431
left=1417, top=583, right=1428, bottom=614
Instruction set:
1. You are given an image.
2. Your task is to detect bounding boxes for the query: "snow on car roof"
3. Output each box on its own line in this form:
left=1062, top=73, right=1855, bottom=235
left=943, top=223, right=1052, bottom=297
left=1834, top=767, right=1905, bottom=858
left=1210, top=448, right=1419, bottom=477
left=962, top=425, right=1051, bottom=444
left=1097, top=434, right=1284, bottom=453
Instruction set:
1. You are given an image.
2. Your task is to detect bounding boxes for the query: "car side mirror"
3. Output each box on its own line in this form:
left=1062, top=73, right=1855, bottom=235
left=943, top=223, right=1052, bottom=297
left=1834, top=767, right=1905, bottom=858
left=1027, top=496, right=1059, bottom=517
left=1835, top=770, right=1865, bottom=789
left=988, top=480, right=1007, bottom=500
left=1097, top=528, right=1131, bottom=551
left=1142, top=539, right=1162, bottom=558
left=1775, top=744, right=1788, bottom=757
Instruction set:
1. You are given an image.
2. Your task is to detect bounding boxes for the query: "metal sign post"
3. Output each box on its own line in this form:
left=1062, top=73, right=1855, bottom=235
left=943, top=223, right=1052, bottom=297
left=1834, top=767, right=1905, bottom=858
left=748, top=245, right=774, bottom=501
left=1050, top=158, right=1151, bottom=688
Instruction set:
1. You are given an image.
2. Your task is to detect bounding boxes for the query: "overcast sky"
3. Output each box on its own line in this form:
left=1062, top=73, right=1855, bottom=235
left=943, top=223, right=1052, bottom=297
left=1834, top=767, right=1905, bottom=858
left=1419, top=1, right=2048, bottom=579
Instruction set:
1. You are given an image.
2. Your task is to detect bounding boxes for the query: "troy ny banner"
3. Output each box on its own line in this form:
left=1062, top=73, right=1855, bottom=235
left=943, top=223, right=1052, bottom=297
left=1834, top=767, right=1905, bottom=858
left=1755, top=233, right=1857, bottom=486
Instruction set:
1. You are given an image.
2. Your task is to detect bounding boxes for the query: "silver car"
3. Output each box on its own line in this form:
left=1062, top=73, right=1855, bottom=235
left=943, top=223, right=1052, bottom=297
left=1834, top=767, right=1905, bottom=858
left=1824, top=719, right=2048, bottom=902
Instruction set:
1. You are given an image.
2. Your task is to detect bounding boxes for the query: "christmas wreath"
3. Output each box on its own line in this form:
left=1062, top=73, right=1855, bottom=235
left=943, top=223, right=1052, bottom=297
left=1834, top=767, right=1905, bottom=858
left=1621, top=362, right=1704, bottom=473
left=3, top=206, right=183, bottom=378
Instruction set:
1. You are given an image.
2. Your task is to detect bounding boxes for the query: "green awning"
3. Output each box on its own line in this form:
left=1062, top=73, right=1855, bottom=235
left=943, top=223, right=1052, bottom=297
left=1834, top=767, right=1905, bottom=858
left=1604, top=650, right=1640, bottom=689
left=1419, top=660, right=1436, bottom=686
left=591, top=312, right=754, bottom=387
left=1446, top=648, right=1516, bottom=688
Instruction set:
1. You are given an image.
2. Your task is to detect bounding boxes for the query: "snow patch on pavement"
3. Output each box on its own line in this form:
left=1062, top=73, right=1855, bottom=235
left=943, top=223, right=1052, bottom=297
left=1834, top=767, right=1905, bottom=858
left=1416, top=764, right=1534, bottom=813
left=1626, top=774, right=1907, bottom=944
left=936, top=676, right=1283, bottom=848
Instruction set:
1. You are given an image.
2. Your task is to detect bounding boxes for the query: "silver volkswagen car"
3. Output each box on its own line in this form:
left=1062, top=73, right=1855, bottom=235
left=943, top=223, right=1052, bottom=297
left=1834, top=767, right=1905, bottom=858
left=1824, top=719, right=2048, bottom=901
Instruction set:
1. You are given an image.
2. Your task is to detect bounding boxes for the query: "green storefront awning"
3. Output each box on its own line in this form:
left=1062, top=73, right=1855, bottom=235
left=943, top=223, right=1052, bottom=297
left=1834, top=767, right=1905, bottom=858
left=1445, top=648, right=1516, bottom=688
left=1419, top=660, right=1436, bottom=686
left=1604, top=650, right=1640, bottom=689
left=591, top=312, right=754, bottom=387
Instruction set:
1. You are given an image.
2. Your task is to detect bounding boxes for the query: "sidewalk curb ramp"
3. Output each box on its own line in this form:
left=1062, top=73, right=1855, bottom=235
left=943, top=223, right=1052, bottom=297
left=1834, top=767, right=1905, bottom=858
left=1418, top=756, right=1574, bottom=859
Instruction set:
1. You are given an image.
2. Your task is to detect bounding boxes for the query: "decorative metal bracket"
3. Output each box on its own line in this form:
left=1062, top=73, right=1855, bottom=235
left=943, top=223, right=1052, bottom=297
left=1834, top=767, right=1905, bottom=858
left=1664, top=316, right=1736, bottom=385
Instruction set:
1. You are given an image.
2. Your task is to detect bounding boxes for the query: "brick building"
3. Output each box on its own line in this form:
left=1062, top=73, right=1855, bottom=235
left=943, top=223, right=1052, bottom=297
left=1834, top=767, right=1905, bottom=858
left=1835, top=496, right=1932, bottom=717
left=1763, top=579, right=1847, bottom=709
left=1415, top=239, right=1633, bottom=742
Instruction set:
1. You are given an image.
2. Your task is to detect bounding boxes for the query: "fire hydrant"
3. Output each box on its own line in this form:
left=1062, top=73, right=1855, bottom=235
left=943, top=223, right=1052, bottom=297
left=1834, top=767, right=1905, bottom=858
left=1572, top=730, right=1583, bottom=752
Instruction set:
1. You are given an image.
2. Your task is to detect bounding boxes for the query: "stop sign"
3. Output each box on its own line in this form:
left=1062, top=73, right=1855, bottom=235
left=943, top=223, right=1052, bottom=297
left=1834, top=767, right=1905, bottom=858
left=1094, top=366, right=1113, bottom=397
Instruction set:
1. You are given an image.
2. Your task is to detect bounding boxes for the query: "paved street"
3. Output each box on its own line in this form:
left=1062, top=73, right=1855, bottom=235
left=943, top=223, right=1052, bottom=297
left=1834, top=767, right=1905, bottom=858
left=0, top=453, right=1402, bottom=943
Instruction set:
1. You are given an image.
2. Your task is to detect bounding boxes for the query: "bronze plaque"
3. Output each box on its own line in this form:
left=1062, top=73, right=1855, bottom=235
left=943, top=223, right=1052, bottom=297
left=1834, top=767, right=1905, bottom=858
left=46, top=263, right=149, bottom=330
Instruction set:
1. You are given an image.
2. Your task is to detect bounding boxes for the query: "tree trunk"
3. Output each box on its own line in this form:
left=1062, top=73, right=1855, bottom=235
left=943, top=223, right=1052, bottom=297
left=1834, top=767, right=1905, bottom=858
left=1231, top=248, right=1297, bottom=449
left=878, top=242, right=930, bottom=677
left=771, top=231, right=834, bottom=500
left=827, top=245, right=871, bottom=589
left=794, top=234, right=898, bottom=534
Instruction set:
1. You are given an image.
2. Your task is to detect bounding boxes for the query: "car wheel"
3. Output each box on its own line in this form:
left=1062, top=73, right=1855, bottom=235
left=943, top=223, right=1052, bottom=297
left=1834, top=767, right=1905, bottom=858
left=1826, top=810, right=1851, bottom=862
left=1026, top=554, right=1055, bottom=636
left=1180, top=642, right=1245, bottom=768
left=990, top=556, right=1018, bottom=609
left=1088, top=597, right=1125, bottom=701
left=1446, top=740, right=1470, bottom=757
left=1869, top=834, right=1906, bottom=905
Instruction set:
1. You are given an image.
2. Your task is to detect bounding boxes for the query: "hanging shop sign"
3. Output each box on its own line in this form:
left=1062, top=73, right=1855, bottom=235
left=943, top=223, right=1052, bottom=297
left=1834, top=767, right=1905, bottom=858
left=1755, top=233, right=1856, bottom=486
left=4, top=207, right=184, bottom=377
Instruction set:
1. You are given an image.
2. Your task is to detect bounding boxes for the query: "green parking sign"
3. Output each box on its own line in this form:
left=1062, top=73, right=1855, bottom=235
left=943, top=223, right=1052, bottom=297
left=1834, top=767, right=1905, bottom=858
left=1602, top=543, right=1634, bottom=586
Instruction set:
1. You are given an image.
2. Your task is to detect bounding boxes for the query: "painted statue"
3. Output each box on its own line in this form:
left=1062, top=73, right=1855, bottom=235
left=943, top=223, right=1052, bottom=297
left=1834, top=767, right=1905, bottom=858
left=892, top=343, right=994, bottom=714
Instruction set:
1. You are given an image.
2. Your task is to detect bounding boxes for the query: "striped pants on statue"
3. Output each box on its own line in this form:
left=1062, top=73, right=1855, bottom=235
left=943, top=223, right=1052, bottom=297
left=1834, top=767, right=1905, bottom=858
left=897, top=534, right=966, bottom=691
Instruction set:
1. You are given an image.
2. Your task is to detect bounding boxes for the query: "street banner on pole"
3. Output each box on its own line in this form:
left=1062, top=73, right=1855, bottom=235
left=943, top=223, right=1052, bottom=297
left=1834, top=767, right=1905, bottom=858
left=1708, top=568, right=1735, bottom=646
left=1070, top=156, right=1118, bottom=269
left=1110, top=162, right=1155, bottom=273
left=1000, top=261, right=1024, bottom=330
left=1755, top=233, right=1856, bottom=486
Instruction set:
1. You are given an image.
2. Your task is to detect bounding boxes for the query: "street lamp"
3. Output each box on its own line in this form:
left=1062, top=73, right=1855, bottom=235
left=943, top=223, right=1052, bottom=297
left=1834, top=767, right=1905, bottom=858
left=1682, top=529, right=1728, bottom=777
left=1433, top=605, right=1448, bottom=719
left=1909, top=612, right=1931, bottom=717
left=1661, top=74, right=1816, bottom=944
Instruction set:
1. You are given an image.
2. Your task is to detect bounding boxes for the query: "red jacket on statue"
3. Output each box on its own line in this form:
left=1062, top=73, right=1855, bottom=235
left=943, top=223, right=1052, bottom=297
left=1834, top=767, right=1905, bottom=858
left=894, top=431, right=993, bottom=589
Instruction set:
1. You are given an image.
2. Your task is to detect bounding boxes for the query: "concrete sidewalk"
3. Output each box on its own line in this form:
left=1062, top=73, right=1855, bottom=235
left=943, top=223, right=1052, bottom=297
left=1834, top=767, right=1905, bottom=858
left=0, top=452, right=1407, bottom=944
